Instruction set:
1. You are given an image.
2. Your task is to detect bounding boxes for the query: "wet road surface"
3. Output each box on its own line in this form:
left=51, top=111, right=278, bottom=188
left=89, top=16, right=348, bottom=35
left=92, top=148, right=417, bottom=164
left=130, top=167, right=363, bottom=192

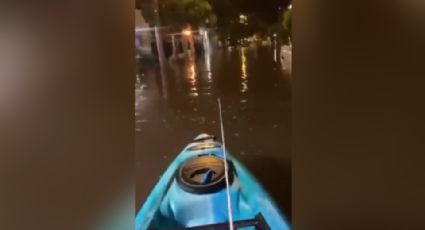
left=136, top=44, right=291, bottom=218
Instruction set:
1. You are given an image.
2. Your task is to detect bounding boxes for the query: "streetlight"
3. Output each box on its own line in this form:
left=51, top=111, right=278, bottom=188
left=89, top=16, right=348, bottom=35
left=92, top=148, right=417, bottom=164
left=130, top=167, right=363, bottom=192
left=183, top=29, right=192, bottom=36
left=239, top=14, right=247, bottom=24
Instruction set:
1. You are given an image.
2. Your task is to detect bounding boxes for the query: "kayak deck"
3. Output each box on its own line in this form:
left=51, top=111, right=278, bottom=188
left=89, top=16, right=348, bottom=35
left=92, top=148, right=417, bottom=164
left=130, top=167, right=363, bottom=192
left=136, top=134, right=290, bottom=230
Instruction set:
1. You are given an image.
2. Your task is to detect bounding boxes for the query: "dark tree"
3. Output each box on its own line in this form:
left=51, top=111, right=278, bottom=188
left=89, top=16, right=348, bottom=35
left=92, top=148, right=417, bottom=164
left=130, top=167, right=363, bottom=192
left=282, top=8, right=292, bottom=35
left=137, top=0, right=212, bottom=30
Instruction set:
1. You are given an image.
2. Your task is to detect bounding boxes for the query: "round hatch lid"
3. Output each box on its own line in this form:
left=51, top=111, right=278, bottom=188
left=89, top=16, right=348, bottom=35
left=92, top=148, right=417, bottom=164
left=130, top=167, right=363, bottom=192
left=176, top=155, right=233, bottom=194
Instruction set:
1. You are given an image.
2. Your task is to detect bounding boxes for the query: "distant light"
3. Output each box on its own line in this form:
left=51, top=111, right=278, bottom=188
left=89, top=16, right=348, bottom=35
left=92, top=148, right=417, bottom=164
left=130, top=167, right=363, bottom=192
left=273, top=33, right=277, bottom=37
left=182, top=30, right=192, bottom=36
left=239, top=14, right=248, bottom=24
left=288, top=4, right=292, bottom=9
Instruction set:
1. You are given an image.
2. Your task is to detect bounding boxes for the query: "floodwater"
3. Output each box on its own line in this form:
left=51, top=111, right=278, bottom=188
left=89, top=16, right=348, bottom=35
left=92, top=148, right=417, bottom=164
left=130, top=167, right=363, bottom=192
left=135, top=44, right=292, bottom=218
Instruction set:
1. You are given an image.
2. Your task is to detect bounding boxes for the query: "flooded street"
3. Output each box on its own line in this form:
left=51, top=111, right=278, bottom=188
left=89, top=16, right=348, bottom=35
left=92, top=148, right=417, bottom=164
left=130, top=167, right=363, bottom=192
left=136, top=45, right=291, bottom=217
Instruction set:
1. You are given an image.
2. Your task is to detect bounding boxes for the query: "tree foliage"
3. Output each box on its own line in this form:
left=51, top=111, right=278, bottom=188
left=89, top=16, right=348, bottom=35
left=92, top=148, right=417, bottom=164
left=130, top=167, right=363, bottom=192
left=137, top=0, right=212, bottom=29
left=208, top=0, right=238, bottom=25
left=162, top=0, right=212, bottom=28
left=136, top=0, right=155, bottom=26
left=282, top=9, right=292, bottom=35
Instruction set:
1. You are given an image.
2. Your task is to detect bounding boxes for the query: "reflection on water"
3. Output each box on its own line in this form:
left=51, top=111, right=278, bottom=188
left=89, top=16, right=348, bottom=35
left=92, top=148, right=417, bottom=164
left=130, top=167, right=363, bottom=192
left=203, top=31, right=212, bottom=75
left=135, top=73, right=144, bottom=112
left=204, top=42, right=213, bottom=85
left=240, top=47, right=248, bottom=93
left=186, top=59, right=198, bottom=97
left=135, top=45, right=291, bottom=114
left=205, top=54, right=213, bottom=84
left=274, top=46, right=278, bottom=63
left=135, top=73, right=147, bottom=132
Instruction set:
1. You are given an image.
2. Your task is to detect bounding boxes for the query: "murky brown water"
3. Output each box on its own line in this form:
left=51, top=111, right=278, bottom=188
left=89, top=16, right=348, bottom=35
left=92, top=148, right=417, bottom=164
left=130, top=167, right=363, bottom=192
left=135, top=44, right=291, bottom=218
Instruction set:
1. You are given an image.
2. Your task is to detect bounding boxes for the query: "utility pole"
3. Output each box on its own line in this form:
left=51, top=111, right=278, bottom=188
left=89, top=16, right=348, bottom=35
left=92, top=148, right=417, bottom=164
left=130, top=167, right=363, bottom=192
left=153, top=0, right=166, bottom=65
left=152, top=0, right=168, bottom=100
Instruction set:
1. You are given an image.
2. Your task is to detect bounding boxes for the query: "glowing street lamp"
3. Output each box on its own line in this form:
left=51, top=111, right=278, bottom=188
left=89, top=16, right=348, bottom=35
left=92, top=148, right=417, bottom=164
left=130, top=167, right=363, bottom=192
left=182, top=29, right=192, bottom=36
left=239, top=14, right=248, bottom=24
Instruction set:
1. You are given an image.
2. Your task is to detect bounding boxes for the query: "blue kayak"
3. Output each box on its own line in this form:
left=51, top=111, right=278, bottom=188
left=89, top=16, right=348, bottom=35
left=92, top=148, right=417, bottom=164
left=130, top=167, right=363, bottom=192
left=136, top=134, right=291, bottom=230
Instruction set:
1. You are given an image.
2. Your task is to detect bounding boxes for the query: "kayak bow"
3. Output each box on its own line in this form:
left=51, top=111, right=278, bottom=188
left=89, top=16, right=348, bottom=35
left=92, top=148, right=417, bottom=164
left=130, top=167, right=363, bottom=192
left=136, top=134, right=290, bottom=230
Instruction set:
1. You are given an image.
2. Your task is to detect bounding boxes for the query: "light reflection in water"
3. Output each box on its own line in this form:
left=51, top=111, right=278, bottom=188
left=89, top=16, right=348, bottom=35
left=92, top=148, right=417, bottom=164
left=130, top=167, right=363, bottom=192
left=204, top=30, right=212, bottom=73
left=186, top=58, right=198, bottom=97
left=205, top=54, right=212, bottom=83
left=205, top=44, right=213, bottom=83
left=135, top=73, right=145, bottom=111
left=241, top=47, right=248, bottom=93
left=135, top=73, right=147, bottom=131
